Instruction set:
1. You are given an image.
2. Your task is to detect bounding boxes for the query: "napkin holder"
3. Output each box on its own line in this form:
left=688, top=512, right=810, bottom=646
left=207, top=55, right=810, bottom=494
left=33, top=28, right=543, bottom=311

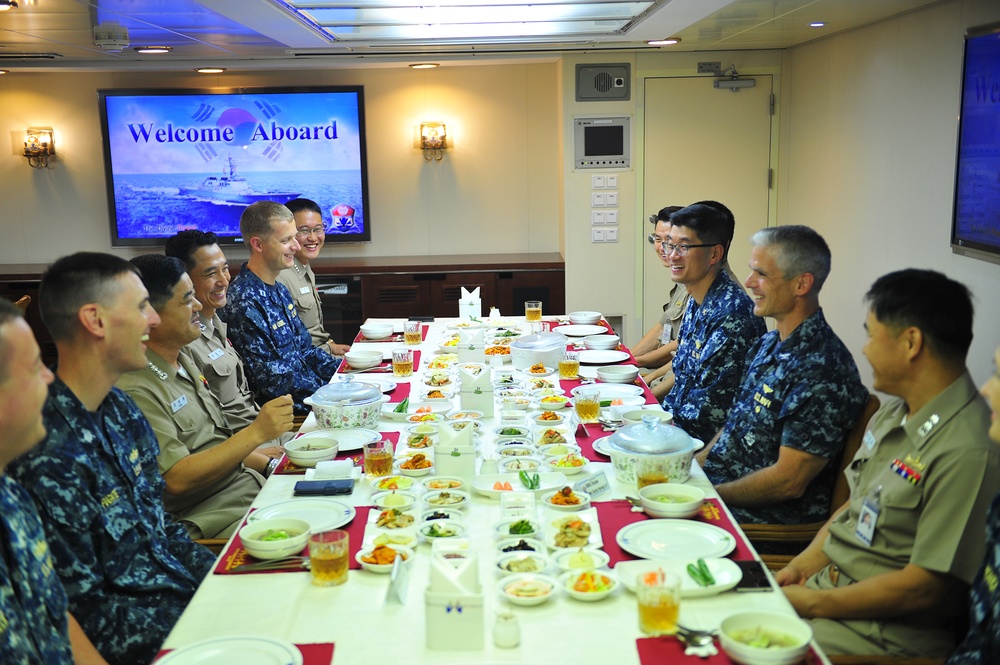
left=459, top=287, right=482, bottom=321
left=460, top=386, right=494, bottom=417
left=457, top=328, right=485, bottom=363
left=435, top=425, right=476, bottom=480
left=425, top=540, right=484, bottom=650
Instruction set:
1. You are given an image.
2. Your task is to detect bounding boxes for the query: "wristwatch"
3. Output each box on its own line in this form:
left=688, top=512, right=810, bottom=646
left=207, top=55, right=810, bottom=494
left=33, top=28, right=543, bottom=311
left=263, top=457, right=280, bottom=477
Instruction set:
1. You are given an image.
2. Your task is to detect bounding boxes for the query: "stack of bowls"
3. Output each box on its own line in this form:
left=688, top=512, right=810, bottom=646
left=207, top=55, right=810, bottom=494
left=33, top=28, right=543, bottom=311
left=596, top=365, right=639, bottom=384
left=568, top=311, right=602, bottom=325
left=583, top=334, right=620, bottom=350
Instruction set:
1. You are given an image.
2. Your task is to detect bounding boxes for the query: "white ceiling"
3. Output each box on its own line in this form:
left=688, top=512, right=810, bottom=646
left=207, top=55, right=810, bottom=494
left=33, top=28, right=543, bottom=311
left=0, top=0, right=944, bottom=70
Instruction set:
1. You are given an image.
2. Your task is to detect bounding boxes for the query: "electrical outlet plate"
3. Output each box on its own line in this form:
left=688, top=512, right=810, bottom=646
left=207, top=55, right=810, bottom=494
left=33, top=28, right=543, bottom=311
left=697, top=61, right=722, bottom=74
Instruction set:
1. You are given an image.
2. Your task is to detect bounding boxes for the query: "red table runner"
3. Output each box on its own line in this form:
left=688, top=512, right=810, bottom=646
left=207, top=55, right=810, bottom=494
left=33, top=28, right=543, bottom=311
left=213, top=506, right=373, bottom=575
left=636, top=636, right=818, bottom=664
left=157, top=642, right=334, bottom=664
left=594, top=499, right=755, bottom=566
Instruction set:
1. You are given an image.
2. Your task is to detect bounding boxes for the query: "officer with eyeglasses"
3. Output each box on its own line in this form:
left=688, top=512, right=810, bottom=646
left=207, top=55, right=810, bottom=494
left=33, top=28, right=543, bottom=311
left=660, top=203, right=765, bottom=443
left=276, top=198, right=352, bottom=356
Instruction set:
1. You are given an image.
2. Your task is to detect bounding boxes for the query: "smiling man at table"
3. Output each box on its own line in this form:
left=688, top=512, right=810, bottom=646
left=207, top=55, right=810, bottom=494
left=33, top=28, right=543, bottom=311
left=776, top=269, right=1000, bottom=658
left=660, top=203, right=765, bottom=441
left=117, top=254, right=294, bottom=539
left=224, top=200, right=341, bottom=414
left=8, top=253, right=216, bottom=665
left=697, top=226, right=867, bottom=526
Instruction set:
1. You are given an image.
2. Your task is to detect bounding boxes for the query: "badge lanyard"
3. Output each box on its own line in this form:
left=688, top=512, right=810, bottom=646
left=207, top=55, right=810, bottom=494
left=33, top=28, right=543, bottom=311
left=856, top=484, right=881, bottom=547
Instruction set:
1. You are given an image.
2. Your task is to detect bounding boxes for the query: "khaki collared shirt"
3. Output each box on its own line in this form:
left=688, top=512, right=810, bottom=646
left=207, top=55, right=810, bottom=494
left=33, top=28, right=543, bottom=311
left=276, top=257, right=331, bottom=350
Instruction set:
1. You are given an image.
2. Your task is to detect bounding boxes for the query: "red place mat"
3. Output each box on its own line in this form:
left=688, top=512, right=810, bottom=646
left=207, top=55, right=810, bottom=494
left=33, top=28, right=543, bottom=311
left=157, top=642, right=334, bottom=664
left=636, top=636, right=819, bottom=665
left=386, top=382, right=411, bottom=404
left=594, top=499, right=755, bottom=566
left=213, top=506, right=373, bottom=575
left=353, top=324, right=429, bottom=343
left=274, top=432, right=400, bottom=474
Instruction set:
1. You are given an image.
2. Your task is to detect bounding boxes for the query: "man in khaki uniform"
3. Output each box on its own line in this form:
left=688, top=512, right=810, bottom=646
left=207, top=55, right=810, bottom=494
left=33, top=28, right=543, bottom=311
left=275, top=198, right=351, bottom=356
left=116, top=255, right=294, bottom=538
left=165, top=230, right=292, bottom=451
left=777, top=269, right=1000, bottom=658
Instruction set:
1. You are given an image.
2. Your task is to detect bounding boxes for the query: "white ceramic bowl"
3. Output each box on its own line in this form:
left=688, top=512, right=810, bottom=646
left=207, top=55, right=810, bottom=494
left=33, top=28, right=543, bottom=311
left=419, top=519, right=467, bottom=541
left=448, top=410, right=484, bottom=421
left=354, top=544, right=414, bottom=573
left=495, top=425, right=531, bottom=439
left=533, top=411, right=566, bottom=426
left=497, top=444, right=535, bottom=458
left=393, top=457, right=433, bottom=477
left=536, top=394, right=571, bottom=409
left=568, top=310, right=602, bottom=325
left=638, top=483, right=706, bottom=518
left=537, top=443, right=581, bottom=458
left=499, top=573, right=558, bottom=606
left=719, top=612, right=813, bottom=665
left=421, top=489, right=471, bottom=510
left=283, top=432, right=339, bottom=467
left=547, top=453, right=588, bottom=475
left=500, top=456, right=543, bottom=473
left=494, top=518, right=542, bottom=539
left=552, top=547, right=611, bottom=572
left=239, top=518, right=310, bottom=560
left=343, top=350, right=383, bottom=370
left=497, top=396, right=532, bottom=411
left=496, top=552, right=550, bottom=575
left=369, top=475, right=415, bottom=492
left=420, top=476, right=465, bottom=492
left=359, top=323, right=394, bottom=340
left=560, top=570, right=618, bottom=601
left=420, top=507, right=465, bottom=522
left=583, top=334, right=621, bottom=350
left=596, top=365, right=640, bottom=384
left=541, top=488, right=591, bottom=511
left=495, top=537, right=547, bottom=555
left=371, top=490, right=417, bottom=511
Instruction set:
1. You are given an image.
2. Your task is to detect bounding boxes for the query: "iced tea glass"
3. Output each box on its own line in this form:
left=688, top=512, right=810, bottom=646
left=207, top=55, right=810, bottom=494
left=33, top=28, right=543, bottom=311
left=403, top=321, right=422, bottom=345
left=574, top=387, right=600, bottom=423
left=525, top=300, right=542, bottom=322
left=364, top=440, right=393, bottom=478
left=309, top=530, right=349, bottom=587
left=636, top=569, right=680, bottom=635
left=392, top=348, right=413, bottom=377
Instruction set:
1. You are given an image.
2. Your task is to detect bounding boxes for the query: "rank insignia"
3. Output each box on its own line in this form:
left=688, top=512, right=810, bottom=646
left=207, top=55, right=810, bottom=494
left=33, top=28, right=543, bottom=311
left=890, top=458, right=922, bottom=484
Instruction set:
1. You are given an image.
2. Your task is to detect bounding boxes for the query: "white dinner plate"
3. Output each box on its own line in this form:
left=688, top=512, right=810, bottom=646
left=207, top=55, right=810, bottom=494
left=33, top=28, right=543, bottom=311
left=571, top=384, right=644, bottom=400
left=354, top=376, right=397, bottom=393
left=156, top=636, right=303, bottom=665
left=552, top=324, right=608, bottom=337
left=543, top=507, right=604, bottom=549
left=578, top=350, right=631, bottom=364
left=616, top=558, right=743, bottom=597
left=248, top=499, right=357, bottom=533
left=592, top=435, right=705, bottom=455
left=471, top=472, right=568, bottom=498
left=616, top=520, right=736, bottom=561
left=310, top=428, right=380, bottom=452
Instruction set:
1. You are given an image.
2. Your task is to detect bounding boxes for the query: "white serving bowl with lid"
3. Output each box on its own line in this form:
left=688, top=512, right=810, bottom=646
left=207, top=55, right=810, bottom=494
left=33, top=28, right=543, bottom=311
left=304, top=375, right=390, bottom=429
left=510, top=331, right=569, bottom=371
left=606, top=414, right=695, bottom=484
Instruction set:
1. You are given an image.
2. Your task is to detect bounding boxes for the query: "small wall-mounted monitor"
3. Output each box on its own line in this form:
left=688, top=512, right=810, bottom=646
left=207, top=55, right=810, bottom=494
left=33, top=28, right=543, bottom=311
left=574, top=116, right=631, bottom=169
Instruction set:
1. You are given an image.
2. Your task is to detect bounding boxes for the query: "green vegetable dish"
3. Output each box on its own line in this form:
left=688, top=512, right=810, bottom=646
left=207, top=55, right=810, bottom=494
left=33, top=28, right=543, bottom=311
left=686, top=558, right=716, bottom=587
left=508, top=520, right=535, bottom=535
left=730, top=627, right=799, bottom=649
left=258, top=529, right=298, bottom=542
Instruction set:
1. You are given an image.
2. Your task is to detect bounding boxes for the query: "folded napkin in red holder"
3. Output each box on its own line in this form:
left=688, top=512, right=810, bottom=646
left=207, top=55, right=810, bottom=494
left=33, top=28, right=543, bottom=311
left=594, top=499, right=755, bottom=566
left=636, top=636, right=819, bottom=664
left=156, top=642, right=334, bottom=664
left=213, top=506, right=373, bottom=575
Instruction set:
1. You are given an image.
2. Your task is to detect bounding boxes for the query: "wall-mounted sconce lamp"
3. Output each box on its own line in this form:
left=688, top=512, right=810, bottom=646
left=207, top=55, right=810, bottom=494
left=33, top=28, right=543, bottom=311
left=420, top=121, right=447, bottom=161
left=24, top=127, right=54, bottom=168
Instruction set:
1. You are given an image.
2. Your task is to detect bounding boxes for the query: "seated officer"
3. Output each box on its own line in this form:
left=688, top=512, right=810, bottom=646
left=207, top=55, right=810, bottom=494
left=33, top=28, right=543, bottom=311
left=165, top=230, right=291, bottom=458
left=660, top=203, right=765, bottom=441
left=223, top=201, right=341, bottom=414
left=776, top=269, right=1000, bottom=658
left=116, top=255, right=294, bottom=538
left=698, top=226, right=867, bottom=526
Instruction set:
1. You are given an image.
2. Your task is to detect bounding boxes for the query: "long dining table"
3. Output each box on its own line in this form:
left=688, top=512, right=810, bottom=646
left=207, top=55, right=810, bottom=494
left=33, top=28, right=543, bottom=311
left=159, top=316, right=830, bottom=665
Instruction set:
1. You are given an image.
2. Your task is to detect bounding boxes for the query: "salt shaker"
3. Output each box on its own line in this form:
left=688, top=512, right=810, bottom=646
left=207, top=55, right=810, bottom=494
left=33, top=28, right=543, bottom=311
left=493, top=611, right=521, bottom=648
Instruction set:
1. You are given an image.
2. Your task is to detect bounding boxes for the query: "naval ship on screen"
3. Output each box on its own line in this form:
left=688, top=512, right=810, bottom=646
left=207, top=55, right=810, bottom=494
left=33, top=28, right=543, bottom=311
left=179, top=155, right=299, bottom=205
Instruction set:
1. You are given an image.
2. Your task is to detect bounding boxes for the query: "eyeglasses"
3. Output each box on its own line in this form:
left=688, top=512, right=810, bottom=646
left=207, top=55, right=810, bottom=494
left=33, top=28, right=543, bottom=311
left=647, top=234, right=716, bottom=255
left=296, top=227, right=325, bottom=238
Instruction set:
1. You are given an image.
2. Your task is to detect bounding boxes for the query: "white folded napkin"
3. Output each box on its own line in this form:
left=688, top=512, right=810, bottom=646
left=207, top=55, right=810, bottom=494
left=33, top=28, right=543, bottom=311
left=311, top=460, right=354, bottom=479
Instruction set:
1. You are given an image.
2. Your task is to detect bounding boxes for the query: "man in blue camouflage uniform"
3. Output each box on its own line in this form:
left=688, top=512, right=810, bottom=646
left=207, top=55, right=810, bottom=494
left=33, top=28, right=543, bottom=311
left=8, top=253, right=216, bottom=665
left=224, top=201, right=340, bottom=414
left=699, top=226, right=866, bottom=525
left=0, top=298, right=81, bottom=664
left=776, top=270, right=999, bottom=658
left=947, top=343, right=1000, bottom=664
left=661, top=203, right=766, bottom=442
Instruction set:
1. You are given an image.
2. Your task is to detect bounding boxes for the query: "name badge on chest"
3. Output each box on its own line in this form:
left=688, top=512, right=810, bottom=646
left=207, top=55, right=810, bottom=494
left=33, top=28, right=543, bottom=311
left=855, top=485, right=881, bottom=547
left=299, top=285, right=312, bottom=295
left=170, top=395, right=188, bottom=413
left=207, top=348, right=225, bottom=361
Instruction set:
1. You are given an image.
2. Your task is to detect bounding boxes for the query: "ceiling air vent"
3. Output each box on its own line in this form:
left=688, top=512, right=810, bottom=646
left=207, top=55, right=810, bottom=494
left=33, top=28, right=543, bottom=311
left=576, top=63, right=630, bottom=102
left=0, top=53, right=63, bottom=60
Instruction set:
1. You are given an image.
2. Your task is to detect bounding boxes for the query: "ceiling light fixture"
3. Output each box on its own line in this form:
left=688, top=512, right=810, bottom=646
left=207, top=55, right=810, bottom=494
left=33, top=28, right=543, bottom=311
left=809, top=22, right=826, bottom=28
left=196, top=67, right=226, bottom=74
left=0, top=70, right=8, bottom=75
left=0, top=1, right=18, bottom=11
left=647, top=37, right=680, bottom=46
left=409, top=63, right=440, bottom=69
left=134, top=46, right=172, bottom=54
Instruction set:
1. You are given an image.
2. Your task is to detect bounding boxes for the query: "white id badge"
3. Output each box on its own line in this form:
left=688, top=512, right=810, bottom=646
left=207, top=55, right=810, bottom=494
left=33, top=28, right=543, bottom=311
left=855, top=494, right=880, bottom=546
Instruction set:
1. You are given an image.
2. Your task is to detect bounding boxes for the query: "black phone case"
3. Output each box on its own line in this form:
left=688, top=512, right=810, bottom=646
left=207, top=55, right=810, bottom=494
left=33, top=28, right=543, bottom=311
left=293, top=479, right=354, bottom=496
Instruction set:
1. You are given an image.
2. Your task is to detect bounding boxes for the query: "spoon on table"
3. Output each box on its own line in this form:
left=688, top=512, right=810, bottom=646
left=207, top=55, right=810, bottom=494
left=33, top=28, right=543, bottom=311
left=675, top=625, right=718, bottom=658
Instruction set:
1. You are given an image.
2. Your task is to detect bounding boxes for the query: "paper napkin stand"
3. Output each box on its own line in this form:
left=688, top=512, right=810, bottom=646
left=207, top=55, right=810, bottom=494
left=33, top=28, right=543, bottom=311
left=459, top=361, right=493, bottom=417
left=425, top=539, right=484, bottom=650
left=435, top=423, right=476, bottom=480
left=457, top=328, right=485, bottom=363
left=459, top=287, right=482, bottom=321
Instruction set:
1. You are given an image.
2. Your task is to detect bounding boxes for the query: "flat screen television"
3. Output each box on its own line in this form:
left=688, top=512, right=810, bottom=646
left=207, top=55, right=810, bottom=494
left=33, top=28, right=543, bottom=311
left=951, top=22, right=1000, bottom=265
left=98, top=86, right=371, bottom=247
